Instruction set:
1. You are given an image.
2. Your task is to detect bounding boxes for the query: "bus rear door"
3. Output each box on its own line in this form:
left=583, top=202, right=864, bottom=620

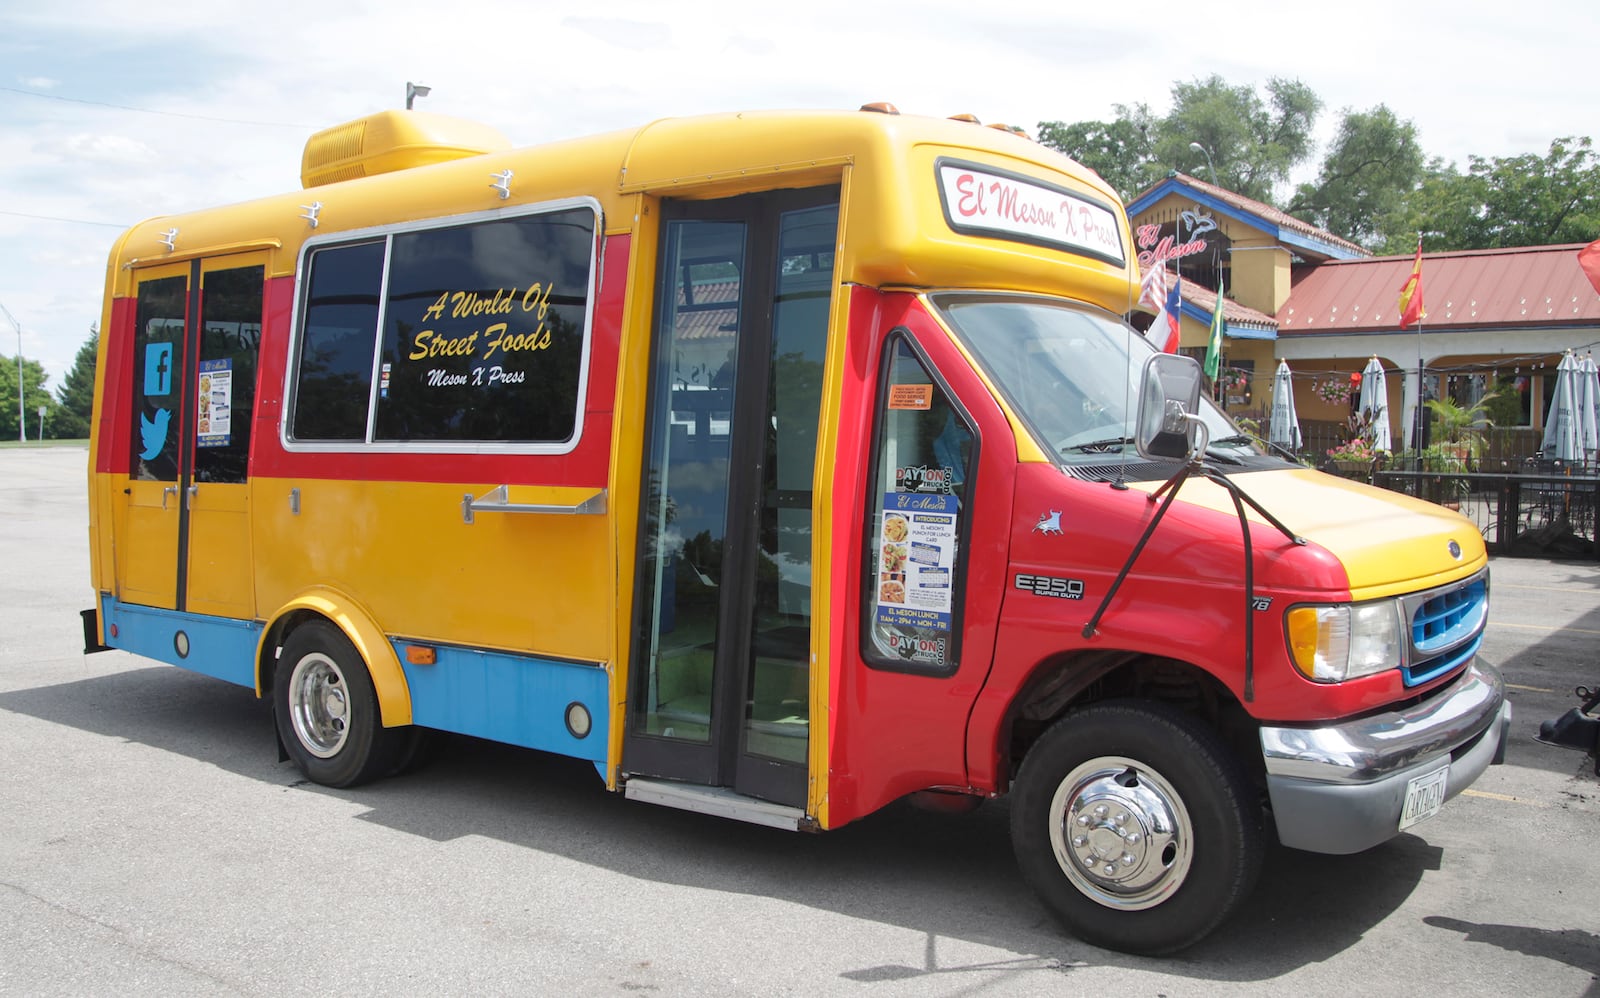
left=121, top=255, right=264, bottom=619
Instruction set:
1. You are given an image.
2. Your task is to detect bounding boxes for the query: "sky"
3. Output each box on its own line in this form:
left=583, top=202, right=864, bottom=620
left=3, top=0, right=1597, bottom=394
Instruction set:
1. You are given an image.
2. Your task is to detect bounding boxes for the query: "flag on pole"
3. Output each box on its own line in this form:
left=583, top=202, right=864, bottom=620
left=1579, top=239, right=1600, bottom=296
left=1397, top=236, right=1426, bottom=328
left=1153, top=272, right=1182, bottom=353
left=1138, top=261, right=1168, bottom=313
left=1204, top=283, right=1225, bottom=381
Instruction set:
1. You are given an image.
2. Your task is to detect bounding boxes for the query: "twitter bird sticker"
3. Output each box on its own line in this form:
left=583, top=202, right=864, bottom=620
left=140, top=408, right=172, bottom=461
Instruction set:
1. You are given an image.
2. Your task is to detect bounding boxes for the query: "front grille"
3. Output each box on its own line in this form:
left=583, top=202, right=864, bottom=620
left=1401, top=573, right=1488, bottom=687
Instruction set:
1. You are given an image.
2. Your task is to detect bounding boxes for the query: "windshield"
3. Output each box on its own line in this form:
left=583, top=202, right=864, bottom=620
left=932, top=294, right=1251, bottom=465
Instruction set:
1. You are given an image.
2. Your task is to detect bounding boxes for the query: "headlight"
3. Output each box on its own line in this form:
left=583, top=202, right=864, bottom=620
left=1285, top=600, right=1406, bottom=683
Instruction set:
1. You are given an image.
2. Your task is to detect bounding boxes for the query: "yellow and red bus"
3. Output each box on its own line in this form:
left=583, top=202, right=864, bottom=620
left=84, top=104, right=1509, bottom=953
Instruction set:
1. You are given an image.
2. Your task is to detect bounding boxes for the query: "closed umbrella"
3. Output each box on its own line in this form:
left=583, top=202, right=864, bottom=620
left=1579, top=353, right=1599, bottom=467
left=1358, top=357, right=1391, bottom=452
left=1541, top=350, right=1583, bottom=463
left=1268, top=360, right=1302, bottom=453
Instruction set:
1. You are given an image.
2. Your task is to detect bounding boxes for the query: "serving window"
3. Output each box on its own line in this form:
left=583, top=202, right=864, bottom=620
left=287, top=202, right=598, bottom=449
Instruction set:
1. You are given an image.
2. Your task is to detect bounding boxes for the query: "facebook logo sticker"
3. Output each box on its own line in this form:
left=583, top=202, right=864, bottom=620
left=144, top=343, right=173, bottom=397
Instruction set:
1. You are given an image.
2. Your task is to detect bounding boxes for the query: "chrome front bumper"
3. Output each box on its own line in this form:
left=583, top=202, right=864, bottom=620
left=1259, top=660, right=1510, bottom=854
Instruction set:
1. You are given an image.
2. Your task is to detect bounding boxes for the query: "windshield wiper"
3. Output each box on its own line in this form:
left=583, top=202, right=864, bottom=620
left=1064, top=435, right=1135, bottom=453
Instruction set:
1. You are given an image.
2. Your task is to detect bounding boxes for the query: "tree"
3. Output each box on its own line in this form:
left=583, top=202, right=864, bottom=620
left=0, top=354, right=53, bottom=442
left=53, top=327, right=98, bottom=440
left=1037, top=75, right=1321, bottom=204
left=1287, top=105, right=1425, bottom=248
left=1157, top=75, right=1321, bottom=202
left=1377, top=136, right=1600, bottom=253
left=1036, top=104, right=1159, bottom=201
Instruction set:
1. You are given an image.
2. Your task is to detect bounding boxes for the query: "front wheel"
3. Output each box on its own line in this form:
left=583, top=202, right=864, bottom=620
left=274, top=620, right=403, bottom=788
left=1009, top=699, right=1262, bottom=954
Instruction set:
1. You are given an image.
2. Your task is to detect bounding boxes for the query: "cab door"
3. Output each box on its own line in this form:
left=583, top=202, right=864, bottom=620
left=120, top=256, right=264, bottom=617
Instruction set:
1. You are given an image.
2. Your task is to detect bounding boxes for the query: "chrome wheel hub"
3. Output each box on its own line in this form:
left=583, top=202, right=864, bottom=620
left=288, top=653, right=350, bottom=759
left=1048, top=756, right=1194, bottom=910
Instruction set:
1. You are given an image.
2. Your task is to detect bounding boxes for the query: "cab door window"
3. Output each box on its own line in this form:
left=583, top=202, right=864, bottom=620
left=862, top=331, right=977, bottom=675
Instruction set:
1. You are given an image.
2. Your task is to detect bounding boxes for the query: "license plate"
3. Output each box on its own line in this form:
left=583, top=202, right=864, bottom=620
left=1399, top=766, right=1449, bottom=830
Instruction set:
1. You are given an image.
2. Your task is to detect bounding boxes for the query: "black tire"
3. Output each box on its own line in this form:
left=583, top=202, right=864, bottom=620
left=1009, top=699, right=1262, bottom=955
left=273, top=620, right=403, bottom=788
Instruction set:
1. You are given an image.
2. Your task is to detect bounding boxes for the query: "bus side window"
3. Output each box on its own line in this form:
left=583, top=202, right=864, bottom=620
left=862, top=332, right=977, bottom=675
left=289, top=241, right=385, bottom=442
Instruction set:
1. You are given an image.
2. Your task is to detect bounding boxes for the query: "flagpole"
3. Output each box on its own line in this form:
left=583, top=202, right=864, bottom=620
left=1415, top=236, right=1425, bottom=457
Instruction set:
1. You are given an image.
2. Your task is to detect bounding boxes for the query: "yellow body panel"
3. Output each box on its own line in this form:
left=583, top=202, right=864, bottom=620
left=250, top=477, right=614, bottom=661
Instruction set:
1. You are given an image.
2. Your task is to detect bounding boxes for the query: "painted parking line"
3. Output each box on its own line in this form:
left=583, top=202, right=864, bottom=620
left=1505, top=683, right=1557, bottom=693
left=1460, top=788, right=1542, bottom=806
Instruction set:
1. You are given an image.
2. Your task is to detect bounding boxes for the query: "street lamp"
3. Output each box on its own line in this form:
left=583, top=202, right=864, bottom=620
left=1188, top=141, right=1219, bottom=188
left=0, top=301, right=23, bottom=443
left=405, top=81, right=431, bottom=110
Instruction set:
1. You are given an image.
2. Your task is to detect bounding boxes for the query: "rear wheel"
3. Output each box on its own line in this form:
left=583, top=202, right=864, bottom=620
left=1009, top=699, right=1262, bottom=954
left=274, top=620, right=403, bottom=788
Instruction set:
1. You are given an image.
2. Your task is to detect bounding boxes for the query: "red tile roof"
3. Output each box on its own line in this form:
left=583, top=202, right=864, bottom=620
left=1177, top=279, right=1277, bottom=331
left=1278, top=244, right=1600, bottom=334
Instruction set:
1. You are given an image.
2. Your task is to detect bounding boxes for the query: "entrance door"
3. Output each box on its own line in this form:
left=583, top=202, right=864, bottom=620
left=121, top=256, right=264, bottom=616
left=626, top=188, right=839, bottom=807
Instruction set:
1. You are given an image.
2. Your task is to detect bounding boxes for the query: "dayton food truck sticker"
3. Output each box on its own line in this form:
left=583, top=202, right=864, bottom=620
left=875, top=490, right=958, bottom=667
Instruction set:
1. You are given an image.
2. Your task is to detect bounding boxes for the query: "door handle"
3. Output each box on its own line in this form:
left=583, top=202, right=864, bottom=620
left=187, top=484, right=199, bottom=509
left=162, top=485, right=178, bottom=510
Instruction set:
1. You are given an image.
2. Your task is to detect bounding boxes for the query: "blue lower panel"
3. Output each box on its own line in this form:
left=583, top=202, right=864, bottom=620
left=398, top=643, right=610, bottom=764
left=100, top=595, right=262, bottom=689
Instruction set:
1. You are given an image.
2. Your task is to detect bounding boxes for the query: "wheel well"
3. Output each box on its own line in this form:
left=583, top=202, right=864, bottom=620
left=257, top=609, right=321, bottom=698
left=1000, top=651, right=1262, bottom=794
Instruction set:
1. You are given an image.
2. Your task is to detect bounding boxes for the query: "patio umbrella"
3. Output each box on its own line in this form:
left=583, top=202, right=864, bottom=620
left=1358, top=357, right=1391, bottom=452
left=1541, top=350, right=1583, bottom=463
left=1268, top=360, right=1302, bottom=453
left=1579, top=353, right=1600, bottom=466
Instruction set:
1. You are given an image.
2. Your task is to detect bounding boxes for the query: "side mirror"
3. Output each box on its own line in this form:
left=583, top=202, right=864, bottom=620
left=1135, top=353, right=1205, bottom=460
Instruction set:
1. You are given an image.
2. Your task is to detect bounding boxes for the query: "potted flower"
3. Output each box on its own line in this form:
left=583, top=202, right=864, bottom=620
left=1314, top=376, right=1357, bottom=406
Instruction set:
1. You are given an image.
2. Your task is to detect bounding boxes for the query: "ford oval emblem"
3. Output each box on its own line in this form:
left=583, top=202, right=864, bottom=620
left=1448, top=539, right=1462, bottom=560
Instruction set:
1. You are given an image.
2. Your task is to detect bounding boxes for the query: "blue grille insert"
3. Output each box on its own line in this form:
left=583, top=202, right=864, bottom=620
left=1402, top=576, right=1487, bottom=688
left=1412, top=577, right=1487, bottom=652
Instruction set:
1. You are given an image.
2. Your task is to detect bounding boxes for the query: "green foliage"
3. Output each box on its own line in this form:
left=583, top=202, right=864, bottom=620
left=1036, top=107, right=1158, bottom=200
left=1377, top=136, right=1600, bottom=253
left=52, top=328, right=98, bottom=440
left=0, top=354, right=55, bottom=442
left=1287, top=105, right=1425, bottom=247
left=1038, top=75, right=1320, bottom=203
left=1425, top=393, right=1496, bottom=459
left=1037, top=74, right=1594, bottom=254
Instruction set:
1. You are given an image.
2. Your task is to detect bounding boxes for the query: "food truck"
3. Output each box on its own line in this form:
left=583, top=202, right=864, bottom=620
left=83, top=103, right=1510, bottom=953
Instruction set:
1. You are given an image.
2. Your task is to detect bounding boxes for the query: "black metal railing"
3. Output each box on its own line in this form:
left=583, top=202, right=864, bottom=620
left=1373, top=468, right=1600, bottom=559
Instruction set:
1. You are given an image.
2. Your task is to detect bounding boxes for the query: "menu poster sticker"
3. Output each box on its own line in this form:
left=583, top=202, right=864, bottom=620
left=196, top=358, right=232, bottom=448
left=875, top=492, right=958, bottom=666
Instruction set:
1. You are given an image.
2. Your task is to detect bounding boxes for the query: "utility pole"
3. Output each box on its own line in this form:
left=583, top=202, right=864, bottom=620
left=0, top=301, right=24, bottom=442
